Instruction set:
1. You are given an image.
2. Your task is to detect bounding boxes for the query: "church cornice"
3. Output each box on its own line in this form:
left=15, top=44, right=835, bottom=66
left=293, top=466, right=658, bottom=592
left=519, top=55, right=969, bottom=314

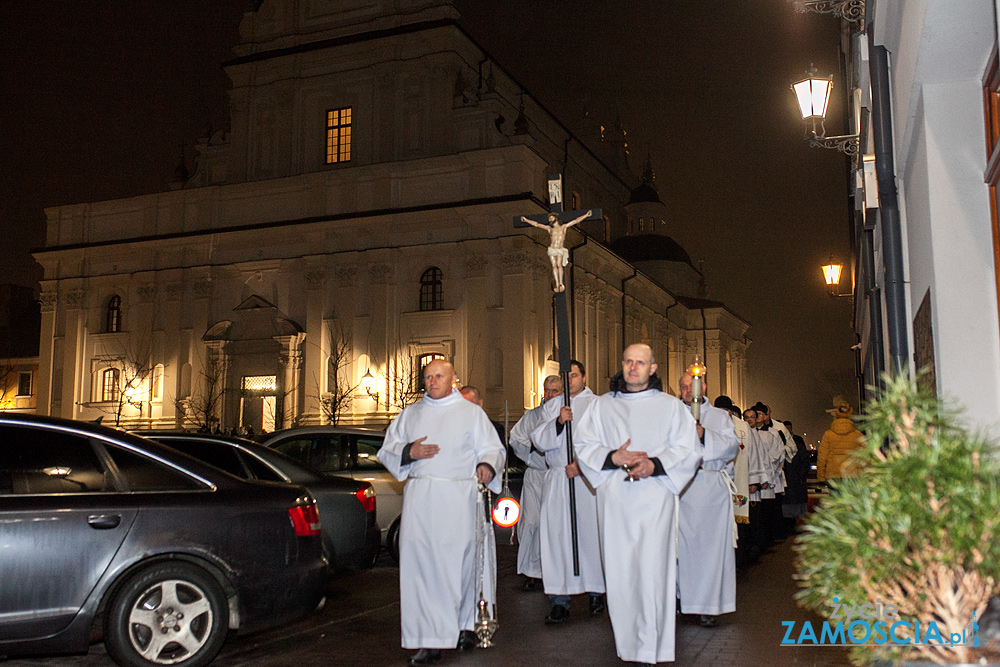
left=35, top=192, right=541, bottom=256
left=224, top=18, right=459, bottom=68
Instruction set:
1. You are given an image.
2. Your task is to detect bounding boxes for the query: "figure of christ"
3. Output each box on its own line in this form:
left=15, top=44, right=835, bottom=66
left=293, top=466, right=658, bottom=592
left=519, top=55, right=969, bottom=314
left=519, top=209, right=592, bottom=292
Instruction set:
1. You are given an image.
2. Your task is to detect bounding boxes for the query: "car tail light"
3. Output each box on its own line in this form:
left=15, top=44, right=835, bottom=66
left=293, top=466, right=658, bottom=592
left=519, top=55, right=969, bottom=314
left=288, top=502, right=321, bottom=537
left=355, top=483, right=376, bottom=513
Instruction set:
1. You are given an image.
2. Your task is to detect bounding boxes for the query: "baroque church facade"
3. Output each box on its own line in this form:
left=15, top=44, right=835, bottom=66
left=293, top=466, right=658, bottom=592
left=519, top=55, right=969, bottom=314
left=32, top=0, right=748, bottom=431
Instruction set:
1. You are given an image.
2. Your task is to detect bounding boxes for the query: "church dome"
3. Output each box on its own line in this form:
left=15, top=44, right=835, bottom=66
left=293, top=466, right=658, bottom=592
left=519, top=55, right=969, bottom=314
left=627, top=181, right=661, bottom=205
left=610, top=234, right=693, bottom=266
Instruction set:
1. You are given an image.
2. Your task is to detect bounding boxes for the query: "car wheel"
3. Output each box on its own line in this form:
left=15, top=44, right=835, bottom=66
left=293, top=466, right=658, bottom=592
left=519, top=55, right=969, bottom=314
left=387, top=516, right=401, bottom=563
left=104, top=562, right=229, bottom=667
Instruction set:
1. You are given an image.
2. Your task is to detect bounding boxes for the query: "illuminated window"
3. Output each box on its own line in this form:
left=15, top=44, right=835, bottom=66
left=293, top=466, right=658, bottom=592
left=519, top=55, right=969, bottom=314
left=105, top=295, right=121, bottom=333
left=419, top=267, right=443, bottom=311
left=325, top=107, right=353, bottom=164
left=17, top=372, right=32, bottom=396
left=102, top=368, right=120, bottom=402
left=242, top=375, right=277, bottom=392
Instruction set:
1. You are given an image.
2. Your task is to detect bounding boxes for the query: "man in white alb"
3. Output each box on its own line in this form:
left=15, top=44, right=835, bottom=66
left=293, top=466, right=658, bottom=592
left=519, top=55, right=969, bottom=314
left=574, top=344, right=702, bottom=664
left=677, top=372, right=740, bottom=628
left=379, top=359, right=506, bottom=666
left=508, top=374, right=563, bottom=591
left=531, top=361, right=605, bottom=622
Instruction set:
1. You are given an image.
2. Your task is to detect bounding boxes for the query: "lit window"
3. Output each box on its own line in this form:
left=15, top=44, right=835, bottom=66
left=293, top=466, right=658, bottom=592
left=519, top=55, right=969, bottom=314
left=102, top=368, right=120, bottom=402
left=419, top=267, right=443, bottom=311
left=105, top=295, right=122, bottom=333
left=17, top=372, right=32, bottom=396
left=325, top=107, right=352, bottom=164
left=243, top=375, right=277, bottom=392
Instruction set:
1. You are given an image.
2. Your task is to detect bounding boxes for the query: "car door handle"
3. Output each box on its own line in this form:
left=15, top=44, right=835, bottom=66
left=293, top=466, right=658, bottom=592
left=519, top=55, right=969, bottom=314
left=87, top=514, right=122, bottom=529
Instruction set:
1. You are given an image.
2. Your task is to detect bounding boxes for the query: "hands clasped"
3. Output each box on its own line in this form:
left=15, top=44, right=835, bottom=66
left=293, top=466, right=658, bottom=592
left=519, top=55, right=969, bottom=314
left=611, top=439, right=654, bottom=479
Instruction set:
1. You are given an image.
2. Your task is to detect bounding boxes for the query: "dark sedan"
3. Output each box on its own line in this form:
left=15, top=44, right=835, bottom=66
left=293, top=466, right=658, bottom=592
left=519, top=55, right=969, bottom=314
left=0, top=414, right=327, bottom=667
left=141, top=432, right=381, bottom=572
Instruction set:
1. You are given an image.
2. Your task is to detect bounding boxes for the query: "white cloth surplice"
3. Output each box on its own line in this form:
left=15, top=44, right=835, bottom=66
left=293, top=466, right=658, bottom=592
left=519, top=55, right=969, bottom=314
left=531, top=387, right=604, bottom=596
left=731, top=417, right=751, bottom=524
left=509, top=402, right=549, bottom=579
left=678, top=402, right=740, bottom=616
left=746, top=427, right=783, bottom=501
left=575, top=388, right=701, bottom=665
left=378, top=389, right=505, bottom=650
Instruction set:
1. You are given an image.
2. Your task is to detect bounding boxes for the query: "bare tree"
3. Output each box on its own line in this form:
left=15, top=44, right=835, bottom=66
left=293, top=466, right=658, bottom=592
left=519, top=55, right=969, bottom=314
left=315, top=323, right=361, bottom=425
left=0, top=357, right=17, bottom=409
left=178, top=355, right=228, bottom=431
left=93, top=336, right=154, bottom=429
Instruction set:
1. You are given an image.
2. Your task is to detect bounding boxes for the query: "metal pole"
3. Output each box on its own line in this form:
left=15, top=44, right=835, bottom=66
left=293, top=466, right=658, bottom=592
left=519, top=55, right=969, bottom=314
left=562, top=369, right=581, bottom=576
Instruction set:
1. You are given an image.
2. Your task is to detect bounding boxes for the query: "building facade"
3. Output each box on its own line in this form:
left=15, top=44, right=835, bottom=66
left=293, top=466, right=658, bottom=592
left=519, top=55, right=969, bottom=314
left=33, top=0, right=748, bottom=430
left=828, top=0, right=1000, bottom=429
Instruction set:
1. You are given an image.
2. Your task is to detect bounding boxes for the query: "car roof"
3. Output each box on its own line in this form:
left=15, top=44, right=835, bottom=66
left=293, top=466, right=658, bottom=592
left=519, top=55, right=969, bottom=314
left=137, top=430, right=364, bottom=487
left=0, top=413, right=247, bottom=490
left=263, top=425, right=386, bottom=440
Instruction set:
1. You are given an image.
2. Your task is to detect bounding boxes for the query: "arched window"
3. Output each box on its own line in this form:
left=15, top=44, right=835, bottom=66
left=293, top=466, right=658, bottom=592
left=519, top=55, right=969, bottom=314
left=419, top=267, right=443, bottom=311
left=102, top=368, right=120, bottom=402
left=105, top=295, right=122, bottom=333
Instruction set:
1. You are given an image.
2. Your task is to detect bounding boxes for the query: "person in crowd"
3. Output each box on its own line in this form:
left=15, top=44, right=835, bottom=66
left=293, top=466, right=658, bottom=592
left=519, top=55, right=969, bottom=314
left=531, top=361, right=605, bottom=623
left=379, top=360, right=506, bottom=666
left=817, top=400, right=864, bottom=486
left=780, top=420, right=810, bottom=529
left=574, top=344, right=701, bottom=664
left=677, top=373, right=740, bottom=628
left=508, top=374, right=563, bottom=591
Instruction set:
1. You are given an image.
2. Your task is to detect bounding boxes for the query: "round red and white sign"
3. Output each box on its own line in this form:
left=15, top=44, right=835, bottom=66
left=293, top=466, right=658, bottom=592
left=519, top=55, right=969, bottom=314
left=492, top=496, right=521, bottom=527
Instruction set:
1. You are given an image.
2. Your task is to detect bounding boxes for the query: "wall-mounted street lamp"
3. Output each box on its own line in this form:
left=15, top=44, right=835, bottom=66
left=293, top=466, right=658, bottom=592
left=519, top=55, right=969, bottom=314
left=361, top=368, right=379, bottom=410
left=822, top=256, right=852, bottom=299
left=792, top=68, right=860, bottom=162
left=790, top=0, right=865, bottom=31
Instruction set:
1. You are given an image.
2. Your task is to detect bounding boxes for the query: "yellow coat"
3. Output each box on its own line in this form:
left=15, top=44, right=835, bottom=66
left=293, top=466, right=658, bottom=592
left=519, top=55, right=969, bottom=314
left=817, top=417, right=863, bottom=481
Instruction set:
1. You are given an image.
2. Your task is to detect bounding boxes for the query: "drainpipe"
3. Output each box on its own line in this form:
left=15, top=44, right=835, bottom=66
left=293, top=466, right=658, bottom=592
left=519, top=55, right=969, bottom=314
left=868, top=39, right=909, bottom=377
left=621, top=268, right=639, bottom=349
left=664, top=300, right=679, bottom=388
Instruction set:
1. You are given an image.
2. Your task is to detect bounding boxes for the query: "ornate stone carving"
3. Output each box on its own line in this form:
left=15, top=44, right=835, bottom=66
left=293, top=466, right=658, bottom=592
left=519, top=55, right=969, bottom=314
left=464, top=254, right=489, bottom=278
left=501, top=251, right=529, bottom=274
left=193, top=280, right=212, bottom=298
left=40, top=292, right=58, bottom=313
left=706, top=338, right=722, bottom=352
left=63, top=290, right=84, bottom=309
left=335, top=266, right=356, bottom=287
left=305, top=270, right=326, bottom=289
left=368, top=264, right=391, bottom=285
left=135, top=283, right=156, bottom=303
left=164, top=282, right=184, bottom=301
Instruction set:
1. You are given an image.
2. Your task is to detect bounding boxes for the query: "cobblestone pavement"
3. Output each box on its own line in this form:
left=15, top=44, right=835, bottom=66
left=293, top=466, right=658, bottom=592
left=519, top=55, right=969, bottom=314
left=4, top=532, right=851, bottom=666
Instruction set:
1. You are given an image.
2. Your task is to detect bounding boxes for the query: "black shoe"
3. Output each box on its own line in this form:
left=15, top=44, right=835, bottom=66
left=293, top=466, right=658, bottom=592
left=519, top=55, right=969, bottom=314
left=544, top=604, right=570, bottom=624
left=521, top=577, right=542, bottom=592
left=589, top=594, right=605, bottom=616
left=457, top=630, right=476, bottom=651
left=698, top=615, right=718, bottom=628
left=407, top=649, right=441, bottom=665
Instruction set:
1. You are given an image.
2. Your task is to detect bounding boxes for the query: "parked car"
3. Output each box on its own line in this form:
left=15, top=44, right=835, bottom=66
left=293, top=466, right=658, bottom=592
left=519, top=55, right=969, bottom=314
left=262, top=426, right=404, bottom=562
left=262, top=425, right=525, bottom=562
left=0, top=413, right=326, bottom=667
left=139, top=431, right=380, bottom=572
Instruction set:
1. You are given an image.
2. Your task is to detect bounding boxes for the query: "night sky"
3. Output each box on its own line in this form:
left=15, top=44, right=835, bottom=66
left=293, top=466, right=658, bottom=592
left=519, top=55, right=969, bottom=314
left=0, top=1, right=856, bottom=442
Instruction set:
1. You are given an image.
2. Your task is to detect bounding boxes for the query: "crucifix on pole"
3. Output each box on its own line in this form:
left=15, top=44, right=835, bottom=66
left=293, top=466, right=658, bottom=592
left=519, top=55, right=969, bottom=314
left=513, top=174, right=602, bottom=576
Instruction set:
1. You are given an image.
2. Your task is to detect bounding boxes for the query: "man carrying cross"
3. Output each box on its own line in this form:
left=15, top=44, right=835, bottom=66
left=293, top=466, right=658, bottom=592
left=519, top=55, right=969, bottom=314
left=519, top=209, right=592, bottom=292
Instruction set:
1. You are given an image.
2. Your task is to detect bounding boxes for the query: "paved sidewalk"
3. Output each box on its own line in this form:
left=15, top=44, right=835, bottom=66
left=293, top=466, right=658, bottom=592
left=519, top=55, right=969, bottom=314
left=4, top=532, right=852, bottom=667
